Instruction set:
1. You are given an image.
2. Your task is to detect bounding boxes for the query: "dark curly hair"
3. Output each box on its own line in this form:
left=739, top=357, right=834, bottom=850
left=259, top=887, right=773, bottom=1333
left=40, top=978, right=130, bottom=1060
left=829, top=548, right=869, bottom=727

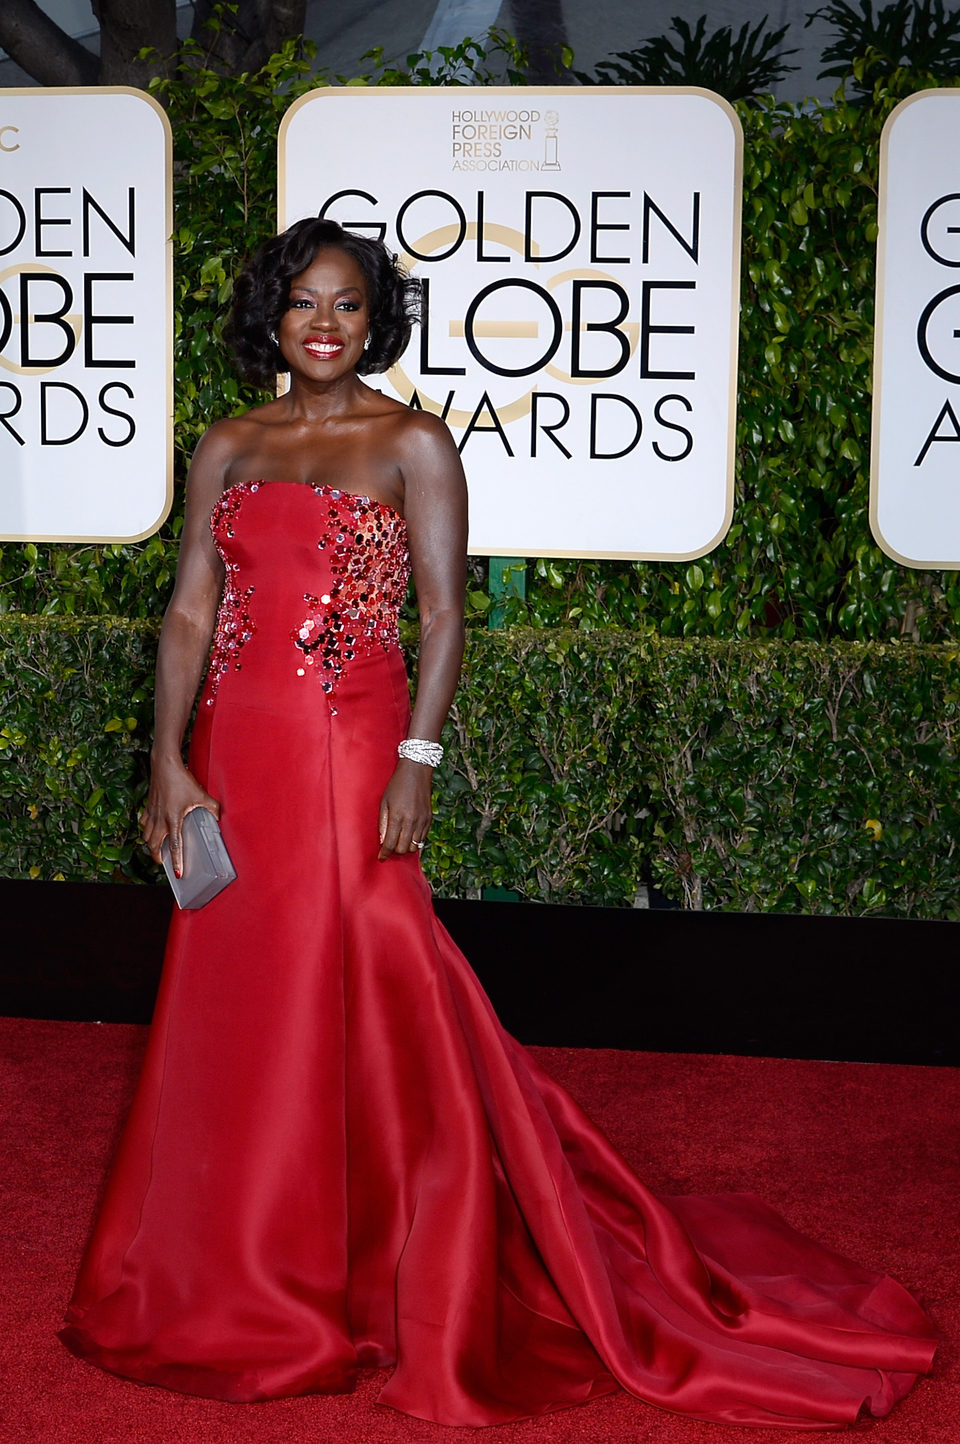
left=225, top=218, right=420, bottom=387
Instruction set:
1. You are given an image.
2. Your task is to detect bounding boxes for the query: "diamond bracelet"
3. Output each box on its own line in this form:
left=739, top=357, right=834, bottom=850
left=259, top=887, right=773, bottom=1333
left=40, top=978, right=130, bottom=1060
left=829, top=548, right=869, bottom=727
left=397, top=738, right=444, bottom=767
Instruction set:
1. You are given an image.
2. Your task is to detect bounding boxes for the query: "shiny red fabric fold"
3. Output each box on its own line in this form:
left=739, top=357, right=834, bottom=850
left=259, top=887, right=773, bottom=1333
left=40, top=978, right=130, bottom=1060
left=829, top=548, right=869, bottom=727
left=60, top=484, right=936, bottom=1428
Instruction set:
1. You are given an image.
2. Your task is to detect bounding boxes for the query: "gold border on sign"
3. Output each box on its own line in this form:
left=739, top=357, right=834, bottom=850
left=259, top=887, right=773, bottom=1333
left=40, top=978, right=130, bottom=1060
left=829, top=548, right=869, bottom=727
left=0, top=86, right=174, bottom=543
left=871, top=88, right=960, bottom=570
left=278, top=86, right=743, bottom=562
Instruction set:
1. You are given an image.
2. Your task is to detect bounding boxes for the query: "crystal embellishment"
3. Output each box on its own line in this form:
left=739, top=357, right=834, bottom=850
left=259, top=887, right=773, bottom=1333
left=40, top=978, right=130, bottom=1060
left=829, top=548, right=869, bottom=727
left=292, top=486, right=409, bottom=709
left=206, top=481, right=409, bottom=711
left=206, top=485, right=259, bottom=702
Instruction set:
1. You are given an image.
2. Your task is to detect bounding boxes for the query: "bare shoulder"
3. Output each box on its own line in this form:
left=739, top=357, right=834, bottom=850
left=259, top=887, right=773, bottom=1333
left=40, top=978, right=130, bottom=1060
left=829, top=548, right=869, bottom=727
left=393, top=406, right=461, bottom=464
left=191, top=414, right=251, bottom=470
left=188, top=408, right=282, bottom=493
left=394, top=408, right=466, bottom=527
left=358, top=386, right=444, bottom=441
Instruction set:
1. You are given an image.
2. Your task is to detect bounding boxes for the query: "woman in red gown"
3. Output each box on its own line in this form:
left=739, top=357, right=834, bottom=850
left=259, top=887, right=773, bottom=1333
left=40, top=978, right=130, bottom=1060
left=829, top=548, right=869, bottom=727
left=60, top=218, right=936, bottom=1429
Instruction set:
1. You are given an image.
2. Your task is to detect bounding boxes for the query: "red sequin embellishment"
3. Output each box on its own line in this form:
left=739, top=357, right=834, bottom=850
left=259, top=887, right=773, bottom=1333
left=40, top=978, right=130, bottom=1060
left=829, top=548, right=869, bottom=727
left=205, top=481, right=409, bottom=712
left=206, top=484, right=259, bottom=701
left=292, top=486, right=409, bottom=712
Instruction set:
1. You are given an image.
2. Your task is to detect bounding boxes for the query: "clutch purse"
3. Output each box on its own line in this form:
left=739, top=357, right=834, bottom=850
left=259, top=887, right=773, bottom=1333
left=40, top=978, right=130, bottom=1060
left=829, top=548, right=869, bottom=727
left=161, top=807, right=237, bottom=909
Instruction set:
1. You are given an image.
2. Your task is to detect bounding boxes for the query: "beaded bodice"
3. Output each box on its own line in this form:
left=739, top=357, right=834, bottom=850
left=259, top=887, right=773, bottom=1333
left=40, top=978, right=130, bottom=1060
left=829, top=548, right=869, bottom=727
left=206, top=480, right=410, bottom=713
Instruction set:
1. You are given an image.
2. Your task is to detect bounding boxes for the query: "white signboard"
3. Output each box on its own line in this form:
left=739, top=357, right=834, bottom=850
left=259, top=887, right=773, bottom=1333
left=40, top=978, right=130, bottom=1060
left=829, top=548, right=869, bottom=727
left=0, top=89, right=172, bottom=541
left=280, top=88, right=742, bottom=559
left=873, top=90, right=960, bottom=568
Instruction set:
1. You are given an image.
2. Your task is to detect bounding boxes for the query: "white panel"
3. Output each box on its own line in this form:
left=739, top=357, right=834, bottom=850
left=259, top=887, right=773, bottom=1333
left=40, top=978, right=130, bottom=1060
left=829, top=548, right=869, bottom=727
left=873, top=91, right=960, bottom=569
left=0, top=88, right=172, bottom=541
left=280, top=87, right=741, bottom=560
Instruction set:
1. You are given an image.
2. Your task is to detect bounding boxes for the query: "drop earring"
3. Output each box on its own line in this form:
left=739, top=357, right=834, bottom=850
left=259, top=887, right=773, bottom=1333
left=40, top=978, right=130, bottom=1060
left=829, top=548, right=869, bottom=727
left=269, top=330, right=278, bottom=345
left=363, top=334, right=371, bottom=351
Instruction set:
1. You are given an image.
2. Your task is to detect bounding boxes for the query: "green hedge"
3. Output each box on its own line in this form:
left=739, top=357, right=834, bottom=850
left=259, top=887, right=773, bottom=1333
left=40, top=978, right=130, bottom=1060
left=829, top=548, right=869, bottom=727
left=0, top=616, right=159, bottom=881
left=3, top=616, right=958, bottom=919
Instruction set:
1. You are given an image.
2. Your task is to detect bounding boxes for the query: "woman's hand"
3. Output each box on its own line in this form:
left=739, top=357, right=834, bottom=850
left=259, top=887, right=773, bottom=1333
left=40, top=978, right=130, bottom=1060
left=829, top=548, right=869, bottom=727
left=378, top=759, right=433, bottom=860
left=140, top=754, right=221, bottom=877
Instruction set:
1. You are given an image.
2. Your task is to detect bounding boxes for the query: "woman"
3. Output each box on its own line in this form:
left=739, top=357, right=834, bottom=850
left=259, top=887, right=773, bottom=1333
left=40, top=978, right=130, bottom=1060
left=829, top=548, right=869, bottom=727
left=61, top=219, right=936, bottom=1429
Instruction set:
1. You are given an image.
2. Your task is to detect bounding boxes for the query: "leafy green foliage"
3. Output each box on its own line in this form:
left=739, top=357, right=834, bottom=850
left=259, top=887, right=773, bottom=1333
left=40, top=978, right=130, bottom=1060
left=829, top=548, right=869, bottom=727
left=347, top=28, right=529, bottom=87
left=432, top=630, right=648, bottom=903
left=5, top=619, right=958, bottom=921
left=0, top=616, right=159, bottom=881
left=430, top=633, right=960, bottom=917
left=156, top=32, right=319, bottom=463
left=638, top=638, right=960, bottom=918
left=808, top=0, right=960, bottom=95
left=576, top=14, right=798, bottom=101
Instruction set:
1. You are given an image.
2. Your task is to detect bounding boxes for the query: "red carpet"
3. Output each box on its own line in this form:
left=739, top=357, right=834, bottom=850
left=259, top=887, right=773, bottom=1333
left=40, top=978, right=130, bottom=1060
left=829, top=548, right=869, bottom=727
left=2, top=1017, right=955, bottom=1443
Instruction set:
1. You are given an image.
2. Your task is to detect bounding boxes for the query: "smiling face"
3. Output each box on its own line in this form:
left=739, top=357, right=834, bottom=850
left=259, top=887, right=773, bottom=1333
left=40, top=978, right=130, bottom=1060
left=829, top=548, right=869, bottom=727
left=278, top=247, right=370, bottom=382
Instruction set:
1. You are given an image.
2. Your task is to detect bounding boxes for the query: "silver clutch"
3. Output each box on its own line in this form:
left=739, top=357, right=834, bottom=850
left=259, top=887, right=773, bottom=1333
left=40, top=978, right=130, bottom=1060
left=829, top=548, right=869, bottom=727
left=161, top=806, right=237, bottom=909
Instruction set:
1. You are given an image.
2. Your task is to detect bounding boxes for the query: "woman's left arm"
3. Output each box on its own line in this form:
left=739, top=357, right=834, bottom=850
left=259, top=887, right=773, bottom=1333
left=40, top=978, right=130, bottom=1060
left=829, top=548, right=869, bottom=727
left=378, top=412, right=467, bottom=860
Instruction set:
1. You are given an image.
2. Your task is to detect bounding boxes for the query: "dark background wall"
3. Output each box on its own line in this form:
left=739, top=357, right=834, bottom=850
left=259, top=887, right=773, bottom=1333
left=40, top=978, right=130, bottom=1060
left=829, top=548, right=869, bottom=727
left=4, top=880, right=955, bottom=1065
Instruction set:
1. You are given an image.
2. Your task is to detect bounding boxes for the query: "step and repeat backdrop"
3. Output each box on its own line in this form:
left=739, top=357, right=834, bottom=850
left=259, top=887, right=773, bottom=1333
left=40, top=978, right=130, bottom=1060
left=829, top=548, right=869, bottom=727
left=0, top=83, right=957, bottom=569
left=0, top=88, right=172, bottom=542
left=281, top=88, right=742, bottom=560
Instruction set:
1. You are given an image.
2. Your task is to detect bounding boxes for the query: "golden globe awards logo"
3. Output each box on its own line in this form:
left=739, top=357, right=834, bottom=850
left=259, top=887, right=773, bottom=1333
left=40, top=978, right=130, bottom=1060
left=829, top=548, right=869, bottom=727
left=0, top=191, right=139, bottom=448
left=912, top=192, right=960, bottom=463
left=281, top=88, right=742, bottom=560
left=0, top=89, right=172, bottom=542
left=323, top=187, right=701, bottom=463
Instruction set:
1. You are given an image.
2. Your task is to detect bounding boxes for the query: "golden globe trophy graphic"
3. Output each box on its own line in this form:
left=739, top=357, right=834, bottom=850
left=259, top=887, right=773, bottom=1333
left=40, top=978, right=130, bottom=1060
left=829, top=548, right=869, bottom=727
left=543, top=109, right=560, bottom=172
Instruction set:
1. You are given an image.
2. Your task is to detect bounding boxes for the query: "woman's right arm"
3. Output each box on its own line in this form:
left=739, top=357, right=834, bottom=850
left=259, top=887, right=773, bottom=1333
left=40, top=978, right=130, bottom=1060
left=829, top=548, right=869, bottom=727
left=139, top=426, right=234, bottom=875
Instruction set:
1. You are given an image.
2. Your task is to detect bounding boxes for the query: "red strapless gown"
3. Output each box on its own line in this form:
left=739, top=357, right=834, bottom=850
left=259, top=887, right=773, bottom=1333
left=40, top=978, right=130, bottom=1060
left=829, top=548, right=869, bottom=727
left=60, top=481, right=936, bottom=1428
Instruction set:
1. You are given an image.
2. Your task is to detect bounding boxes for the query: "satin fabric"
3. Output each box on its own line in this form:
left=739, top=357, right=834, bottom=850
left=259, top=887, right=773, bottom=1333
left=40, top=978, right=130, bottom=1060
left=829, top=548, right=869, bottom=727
left=61, top=482, right=936, bottom=1428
